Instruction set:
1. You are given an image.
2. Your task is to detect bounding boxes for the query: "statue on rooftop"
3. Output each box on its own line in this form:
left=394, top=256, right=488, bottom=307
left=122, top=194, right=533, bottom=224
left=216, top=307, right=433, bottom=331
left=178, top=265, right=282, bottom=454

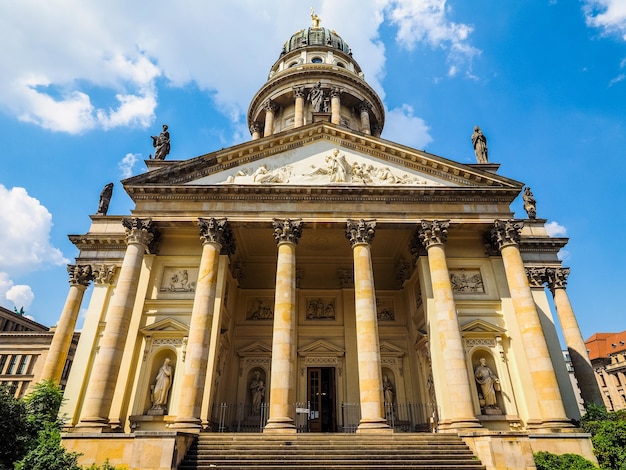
left=151, top=124, right=170, bottom=160
left=471, top=126, right=488, bottom=163
left=523, top=186, right=537, bottom=219
left=307, top=82, right=327, bottom=113
left=96, top=182, right=114, bottom=215
left=311, top=7, right=321, bottom=28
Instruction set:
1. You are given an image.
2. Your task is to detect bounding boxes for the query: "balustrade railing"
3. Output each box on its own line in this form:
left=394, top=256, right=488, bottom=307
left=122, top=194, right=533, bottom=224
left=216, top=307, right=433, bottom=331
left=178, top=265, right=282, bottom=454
left=211, top=402, right=438, bottom=433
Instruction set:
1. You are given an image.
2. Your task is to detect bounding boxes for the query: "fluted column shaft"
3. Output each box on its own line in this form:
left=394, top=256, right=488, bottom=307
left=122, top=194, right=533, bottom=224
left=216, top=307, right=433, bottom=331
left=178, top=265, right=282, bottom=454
left=548, top=268, right=603, bottom=406
left=173, top=218, right=234, bottom=430
left=346, top=219, right=390, bottom=433
left=265, top=219, right=302, bottom=433
left=331, top=88, right=341, bottom=125
left=293, top=86, right=305, bottom=128
left=418, top=220, right=480, bottom=430
left=41, top=265, right=93, bottom=383
left=491, top=220, right=570, bottom=427
left=78, top=218, right=157, bottom=430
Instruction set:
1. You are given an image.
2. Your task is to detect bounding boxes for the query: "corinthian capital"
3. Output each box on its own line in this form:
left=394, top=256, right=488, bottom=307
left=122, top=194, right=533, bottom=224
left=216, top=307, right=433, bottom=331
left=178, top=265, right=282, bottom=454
left=272, top=218, right=303, bottom=244
left=67, top=264, right=94, bottom=287
left=263, top=99, right=279, bottom=113
left=198, top=218, right=236, bottom=255
left=417, top=220, right=450, bottom=249
left=91, top=264, right=117, bottom=285
left=489, top=219, right=523, bottom=251
left=292, top=85, right=305, bottom=98
left=546, top=267, right=570, bottom=291
left=346, top=219, right=376, bottom=246
left=525, top=267, right=548, bottom=288
left=122, top=217, right=160, bottom=253
left=355, top=100, right=371, bottom=113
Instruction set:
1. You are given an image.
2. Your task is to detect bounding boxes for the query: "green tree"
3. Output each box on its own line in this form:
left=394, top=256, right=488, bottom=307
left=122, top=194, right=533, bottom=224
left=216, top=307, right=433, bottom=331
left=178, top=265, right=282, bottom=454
left=14, top=422, right=81, bottom=470
left=0, top=384, right=31, bottom=469
left=582, top=404, right=626, bottom=470
left=533, top=451, right=597, bottom=470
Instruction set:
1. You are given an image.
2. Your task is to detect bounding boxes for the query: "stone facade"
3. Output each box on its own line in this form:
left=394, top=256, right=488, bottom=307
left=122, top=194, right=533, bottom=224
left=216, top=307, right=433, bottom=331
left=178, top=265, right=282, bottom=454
left=47, top=15, right=598, bottom=470
left=586, top=331, right=626, bottom=411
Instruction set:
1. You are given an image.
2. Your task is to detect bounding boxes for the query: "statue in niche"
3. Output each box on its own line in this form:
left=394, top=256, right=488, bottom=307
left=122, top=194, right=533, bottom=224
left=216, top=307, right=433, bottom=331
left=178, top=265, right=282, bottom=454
left=523, top=186, right=537, bottom=219
left=96, top=182, right=114, bottom=215
left=307, top=82, right=327, bottom=113
left=150, top=124, right=170, bottom=160
left=471, top=126, right=488, bottom=163
left=149, top=358, right=173, bottom=414
left=249, top=370, right=265, bottom=415
left=383, top=374, right=395, bottom=405
left=474, top=357, right=502, bottom=414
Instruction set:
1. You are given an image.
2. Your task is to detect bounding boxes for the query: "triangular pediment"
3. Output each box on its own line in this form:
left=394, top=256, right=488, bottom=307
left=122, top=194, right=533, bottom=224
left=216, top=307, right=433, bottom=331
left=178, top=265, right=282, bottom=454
left=460, top=319, right=507, bottom=335
left=123, top=122, right=522, bottom=192
left=140, top=318, right=189, bottom=337
left=379, top=341, right=406, bottom=357
left=238, top=341, right=272, bottom=357
left=298, top=339, right=345, bottom=357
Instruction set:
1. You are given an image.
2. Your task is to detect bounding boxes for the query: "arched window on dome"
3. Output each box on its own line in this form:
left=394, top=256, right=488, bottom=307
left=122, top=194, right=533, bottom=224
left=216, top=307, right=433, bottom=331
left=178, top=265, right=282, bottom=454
left=336, top=62, right=345, bottom=68
left=289, top=62, right=298, bottom=68
left=311, top=56, right=323, bottom=64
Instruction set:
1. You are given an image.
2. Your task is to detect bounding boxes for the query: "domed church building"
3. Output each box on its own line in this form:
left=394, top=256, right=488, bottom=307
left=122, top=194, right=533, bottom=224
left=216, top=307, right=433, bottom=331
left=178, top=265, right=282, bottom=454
left=48, top=12, right=598, bottom=470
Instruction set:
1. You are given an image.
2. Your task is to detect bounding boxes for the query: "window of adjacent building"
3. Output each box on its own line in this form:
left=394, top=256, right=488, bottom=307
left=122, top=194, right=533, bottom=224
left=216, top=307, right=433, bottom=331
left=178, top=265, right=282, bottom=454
left=599, top=373, right=607, bottom=387
left=6, top=355, right=18, bottom=374
left=16, top=356, right=28, bottom=375
left=0, top=355, right=7, bottom=373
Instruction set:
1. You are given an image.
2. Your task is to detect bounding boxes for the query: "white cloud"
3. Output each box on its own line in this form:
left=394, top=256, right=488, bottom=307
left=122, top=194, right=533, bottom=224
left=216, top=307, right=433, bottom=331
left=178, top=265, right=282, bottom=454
left=381, top=104, right=433, bottom=149
left=6, top=285, right=35, bottom=310
left=119, top=153, right=140, bottom=179
left=0, top=185, right=69, bottom=274
left=557, top=249, right=571, bottom=262
left=584, top=0, right=626, bottom=37
left=0, top=1, right=476, bottom=135
left=545, top=221, right=568, bottom=237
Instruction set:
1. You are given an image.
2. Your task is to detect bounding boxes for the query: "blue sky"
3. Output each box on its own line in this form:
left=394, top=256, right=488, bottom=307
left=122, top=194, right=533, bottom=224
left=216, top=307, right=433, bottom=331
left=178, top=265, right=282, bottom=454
left=0, top=0, right=624, bottom=341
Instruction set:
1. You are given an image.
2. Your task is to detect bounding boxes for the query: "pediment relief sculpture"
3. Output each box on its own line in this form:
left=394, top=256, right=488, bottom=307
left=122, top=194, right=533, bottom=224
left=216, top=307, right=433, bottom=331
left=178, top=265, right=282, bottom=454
left=222, top=148, right=442, bottom=186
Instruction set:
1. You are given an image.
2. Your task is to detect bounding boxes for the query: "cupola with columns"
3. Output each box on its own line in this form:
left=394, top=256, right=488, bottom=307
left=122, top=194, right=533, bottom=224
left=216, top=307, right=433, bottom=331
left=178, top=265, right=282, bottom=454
left=248, top=9, right=385, bottom=139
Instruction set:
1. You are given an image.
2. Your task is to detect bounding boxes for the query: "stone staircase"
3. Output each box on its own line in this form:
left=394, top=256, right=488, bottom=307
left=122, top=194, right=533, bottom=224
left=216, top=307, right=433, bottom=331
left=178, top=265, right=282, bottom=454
left=177, top=433, right=486, bottom=469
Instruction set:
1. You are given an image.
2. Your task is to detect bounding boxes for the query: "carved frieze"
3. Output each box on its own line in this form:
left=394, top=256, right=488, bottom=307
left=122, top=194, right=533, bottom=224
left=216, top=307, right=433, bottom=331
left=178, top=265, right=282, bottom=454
left=246, top=298, right=275, bottom=320
left=376, top=298, right=395, bottom=321
left=305, top=298, right=336, bottom=320
left=449, top=269, right=484, bottom=293
left=337, top=268, right=354, bottom=288
left=160, top=268, right=198, bottom=293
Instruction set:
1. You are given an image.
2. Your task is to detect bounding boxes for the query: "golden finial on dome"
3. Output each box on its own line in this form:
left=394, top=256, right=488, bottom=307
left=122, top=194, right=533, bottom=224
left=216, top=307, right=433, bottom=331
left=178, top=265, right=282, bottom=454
left=310, top=6, right=321, bottom=28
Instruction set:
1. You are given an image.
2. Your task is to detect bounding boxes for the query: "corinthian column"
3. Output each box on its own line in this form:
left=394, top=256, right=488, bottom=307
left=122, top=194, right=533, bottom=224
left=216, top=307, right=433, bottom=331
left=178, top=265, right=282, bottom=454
left=330, top=87, right=342, bottom=125
left=41, top=264, right=93, bottom=384
left=547, top=267, right=603, bottom=406
left=78, top=218, right=158, bottom=431
left=417, top=220, right=480, bottom=430
left=356, top=101, right=371, bottom=135
left=173, top=218, right=235, bottom=430
left=346, top=219, right=390, bottom=433
left=490, top=220, right=571, bottom=428
left=264, top=218, right=302, bottom=434
left=264, top=100, right=279, bottom=137
left=250, top=123, right=261, bottom=140
left=293, top=86, right=305, bottom=128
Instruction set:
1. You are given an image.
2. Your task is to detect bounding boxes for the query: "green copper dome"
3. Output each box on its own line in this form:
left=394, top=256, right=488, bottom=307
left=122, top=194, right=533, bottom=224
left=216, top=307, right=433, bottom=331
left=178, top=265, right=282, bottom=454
left=281, top=27, right=351, bottom=56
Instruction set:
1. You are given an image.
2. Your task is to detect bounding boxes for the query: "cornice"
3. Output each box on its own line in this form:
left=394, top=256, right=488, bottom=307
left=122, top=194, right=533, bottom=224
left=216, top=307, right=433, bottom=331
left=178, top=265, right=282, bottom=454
left=122, top=123, right=523, bottom=192
left=518, top=237, right=569, bottom=253
left=68, top=233, right=127, bottom=251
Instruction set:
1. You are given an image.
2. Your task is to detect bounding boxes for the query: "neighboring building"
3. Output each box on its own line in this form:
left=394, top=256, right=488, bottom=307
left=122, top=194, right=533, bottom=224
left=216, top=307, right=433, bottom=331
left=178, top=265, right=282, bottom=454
left=586, top=331, right=626, bottom=411
left=0, top=305, right=79, bottom=397
left=563, top=350, right=586, bottom=415
left=51, top=13, right=598, bottom=470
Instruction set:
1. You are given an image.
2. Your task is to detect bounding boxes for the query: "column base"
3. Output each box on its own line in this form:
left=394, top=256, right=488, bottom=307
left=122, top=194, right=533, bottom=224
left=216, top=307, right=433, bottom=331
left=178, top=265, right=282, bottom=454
left=75, top=417, right=112, bottom=433
left=169, top=417, right=203, bottom=433
left=438, top=417, right=482, bottom=432
left=263, top=417, right=296, bottom=434
left=356, top=418, right=392, bottom=434
left=538, top=419, right=576, bottom=430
